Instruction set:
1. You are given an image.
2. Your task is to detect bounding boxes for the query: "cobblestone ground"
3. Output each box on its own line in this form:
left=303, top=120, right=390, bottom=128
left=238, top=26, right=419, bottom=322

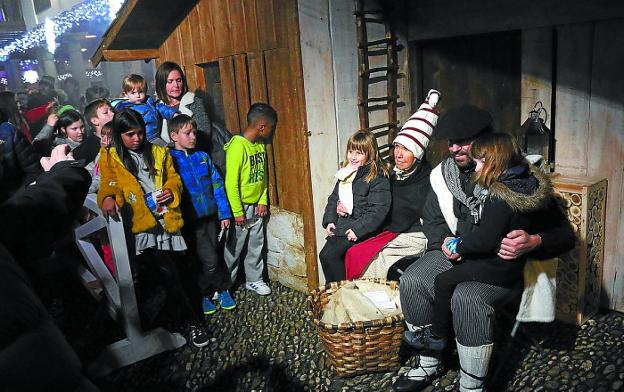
left=62, top=281, right=624, bottom=391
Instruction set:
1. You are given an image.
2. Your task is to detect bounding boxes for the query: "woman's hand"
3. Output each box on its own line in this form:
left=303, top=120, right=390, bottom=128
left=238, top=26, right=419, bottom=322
left=156, top=188, right=173, bottom=205
left=326, top=223, right=336, bottom=236
left=221, top=219, right=231, bottom=230
left=442, top=236, right=461, bottom=261
left=346, top=229, right=358, bottom=242
left=101, top=196, right=119, bottom=222
left=336, top=201, right=349, bottom=217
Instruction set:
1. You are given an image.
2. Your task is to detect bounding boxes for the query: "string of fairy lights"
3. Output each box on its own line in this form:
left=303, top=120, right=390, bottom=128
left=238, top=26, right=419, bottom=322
left=0, top=0, right=124, bottom=61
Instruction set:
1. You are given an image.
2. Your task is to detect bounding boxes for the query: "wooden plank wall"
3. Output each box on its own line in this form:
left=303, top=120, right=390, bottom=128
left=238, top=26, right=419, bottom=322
left=156, top=0, right=318, bottom=288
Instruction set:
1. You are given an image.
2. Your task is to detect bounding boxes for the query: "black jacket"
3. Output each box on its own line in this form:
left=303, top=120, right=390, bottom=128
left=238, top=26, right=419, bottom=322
left=322, top=163, right=391, bottom=239
left=384, top=161, right=432, bottom=233
left=0, top=122, right=43, bottom=204
left=423, top=162, right=575, bottom=258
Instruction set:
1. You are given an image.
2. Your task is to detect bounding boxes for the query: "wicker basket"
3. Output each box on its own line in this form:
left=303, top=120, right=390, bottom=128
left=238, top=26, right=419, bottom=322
left=307, top=278, right=404, bottom=377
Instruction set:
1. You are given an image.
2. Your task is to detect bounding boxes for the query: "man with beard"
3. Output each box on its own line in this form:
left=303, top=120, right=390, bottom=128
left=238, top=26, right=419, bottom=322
left=393, top=106, right=575, bottom=392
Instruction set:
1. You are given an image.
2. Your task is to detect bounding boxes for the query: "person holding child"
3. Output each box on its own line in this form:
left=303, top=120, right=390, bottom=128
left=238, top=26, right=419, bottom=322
left=115, top=74, right=179, bottom=147
left=223, top=103, right=277, bottom=296
left=394, top=106, right=575, bottom=392
left=168, top=114, right=235, bottom=315
left=97, top=108, right=209, bottom=348
left=319, top=131, right=391, bottom=283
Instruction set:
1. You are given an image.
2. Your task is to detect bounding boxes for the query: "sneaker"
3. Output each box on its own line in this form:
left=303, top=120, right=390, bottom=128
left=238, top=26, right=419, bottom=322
left=245, top=280, right=271, bottom=296
left=403, top=327, right=447, bottom=351
left=218, top=290, right=236, bottom=310
left=202, top=297, right=217, bottom=315
left=189, top=325, right=209, bottom=348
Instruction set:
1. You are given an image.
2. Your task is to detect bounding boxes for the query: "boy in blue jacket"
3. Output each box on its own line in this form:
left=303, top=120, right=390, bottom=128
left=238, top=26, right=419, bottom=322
left=169, top=115, right=235, bottom=315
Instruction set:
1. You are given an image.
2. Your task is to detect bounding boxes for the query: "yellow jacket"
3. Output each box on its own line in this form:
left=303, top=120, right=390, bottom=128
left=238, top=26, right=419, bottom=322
left=97, top=145, right=184, bottom=234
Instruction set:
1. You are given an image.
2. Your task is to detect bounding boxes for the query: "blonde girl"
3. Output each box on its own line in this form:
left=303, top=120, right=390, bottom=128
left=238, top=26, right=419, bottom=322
left=319, top=131, right=392, bottom=283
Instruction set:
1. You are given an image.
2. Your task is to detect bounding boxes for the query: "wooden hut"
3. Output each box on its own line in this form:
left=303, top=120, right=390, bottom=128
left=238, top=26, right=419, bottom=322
left=92, top=0, right=624, bottom=318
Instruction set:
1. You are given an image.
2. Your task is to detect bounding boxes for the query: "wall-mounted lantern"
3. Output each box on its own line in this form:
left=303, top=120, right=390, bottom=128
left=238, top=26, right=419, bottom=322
left=519, top=101, right=554, bottom=171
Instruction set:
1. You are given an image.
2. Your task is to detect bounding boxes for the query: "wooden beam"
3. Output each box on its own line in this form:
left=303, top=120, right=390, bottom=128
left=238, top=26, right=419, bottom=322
left=90, top=0, right=139, bottom=67
left=101, top=49, right=160, bottom=62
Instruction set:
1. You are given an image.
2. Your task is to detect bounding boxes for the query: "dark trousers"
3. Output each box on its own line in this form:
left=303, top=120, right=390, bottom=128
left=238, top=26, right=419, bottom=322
left=182, top=216, right=226, bottom=295
left=432, top=260, right=521, bottom=338
left=132, top=249, right=201, bottom=328
left=319, top=236, right=356, bottom=283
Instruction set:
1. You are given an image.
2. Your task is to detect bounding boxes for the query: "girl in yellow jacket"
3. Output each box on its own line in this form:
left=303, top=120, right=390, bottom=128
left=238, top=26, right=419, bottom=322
left=97, top=108, right=209, bottom=348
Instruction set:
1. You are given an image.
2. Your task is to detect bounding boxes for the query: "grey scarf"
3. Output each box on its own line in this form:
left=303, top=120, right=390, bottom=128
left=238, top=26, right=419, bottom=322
left=441, top=158, right=487, bottom=224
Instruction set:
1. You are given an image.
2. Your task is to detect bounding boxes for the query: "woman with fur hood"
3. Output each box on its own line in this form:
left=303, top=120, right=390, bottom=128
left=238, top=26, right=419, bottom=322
left=405, top=132, right=557, bottom=352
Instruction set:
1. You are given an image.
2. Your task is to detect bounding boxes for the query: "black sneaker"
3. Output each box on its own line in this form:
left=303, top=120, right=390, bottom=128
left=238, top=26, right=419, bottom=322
left=189, top=326, right=209, bottom=348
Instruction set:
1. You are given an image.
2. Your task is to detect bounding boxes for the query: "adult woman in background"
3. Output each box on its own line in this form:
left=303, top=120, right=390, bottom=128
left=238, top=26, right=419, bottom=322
left=155, top=61, right=230, bottom=174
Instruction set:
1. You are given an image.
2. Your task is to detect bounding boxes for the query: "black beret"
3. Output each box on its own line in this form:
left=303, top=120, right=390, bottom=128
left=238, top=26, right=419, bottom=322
left=433, top=105, right=493, bottom=140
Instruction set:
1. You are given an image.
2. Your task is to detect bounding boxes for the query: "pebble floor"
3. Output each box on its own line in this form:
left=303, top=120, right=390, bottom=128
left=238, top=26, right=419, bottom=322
left=62, top=281, right=624, bottom=391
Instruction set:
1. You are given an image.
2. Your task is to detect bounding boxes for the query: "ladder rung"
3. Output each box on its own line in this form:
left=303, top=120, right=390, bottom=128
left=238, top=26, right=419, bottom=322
left=360, top=66, right=397, bottom=76
left=367, top=49, right=388, bottom=56
left=354, top=9, right=382, bottom=16
left=361, top=122, right=399, bottom=133
left=359, top=95, right=399, bottom=104
left=363, top=17, right=385, bottom=23
left=363, top=104, right=391, bottom=112
left=365, top=76, right=388, bottom=84
left=372, top=128, right=390, bottom=137
left=378, top=143, right=392, bottom=151
left=359, top=37, right=396, bottom=48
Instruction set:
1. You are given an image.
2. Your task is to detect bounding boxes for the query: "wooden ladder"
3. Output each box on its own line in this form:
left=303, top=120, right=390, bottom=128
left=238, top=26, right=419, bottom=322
left=354, top=0, right=405, bottom=161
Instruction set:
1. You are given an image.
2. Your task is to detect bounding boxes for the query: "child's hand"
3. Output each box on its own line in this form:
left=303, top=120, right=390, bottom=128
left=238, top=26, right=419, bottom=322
left=336, top=201, right=349, bottom=217
left=255, top=204, right=268, bottom=217
left=442, top=236, right=462, bottom=262
left=156, top=188, right=173, bottom=204
left=221, top=219, right=230, bottom=230
left=47, top=113, right=58, bottom=126
left=234, top=215, right=246, bottom=226
left=101, top=196, right=119, bottom=222
left=345, top=229, right=358, bottom=242
left=326, top=223, right=336, bottom=236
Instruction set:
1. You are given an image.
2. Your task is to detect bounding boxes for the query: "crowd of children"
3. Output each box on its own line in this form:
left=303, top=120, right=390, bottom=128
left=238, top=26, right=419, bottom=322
left=0, top=71, right=278, bottom=349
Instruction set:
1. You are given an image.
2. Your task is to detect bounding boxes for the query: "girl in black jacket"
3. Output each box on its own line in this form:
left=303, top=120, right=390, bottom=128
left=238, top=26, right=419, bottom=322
left=319, top=131, right=391, bottom=283
left=407, top=133, right=562, bottom=351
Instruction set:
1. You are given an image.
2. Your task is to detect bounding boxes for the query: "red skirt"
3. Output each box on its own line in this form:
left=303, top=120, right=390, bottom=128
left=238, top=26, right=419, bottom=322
left=345, top=231, right=398, bottom=280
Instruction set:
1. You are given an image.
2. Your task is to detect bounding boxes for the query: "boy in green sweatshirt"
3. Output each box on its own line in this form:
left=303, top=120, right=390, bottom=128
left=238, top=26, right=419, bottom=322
left=224, top=103, right=277, bottom=295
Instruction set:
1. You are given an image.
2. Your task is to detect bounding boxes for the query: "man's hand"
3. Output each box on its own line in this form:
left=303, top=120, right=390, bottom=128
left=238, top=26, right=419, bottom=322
left=346, top=229, right=358, bottom=242
left=40, top=144, right=74, bottom=172
left=234, top=215, right=246, bottom=226
left=442, top=236, right=462, bottom=262
left=326, top=223, right=336, bottom=236
left=46, top=113, right=58, bottom=127
left=255, top=204, right=268, bottom=217
left=498, top=230, right=542, bottom=260
left=336, top=201, right=349, bottom=217
left=101, top=196, right=119, bottom=222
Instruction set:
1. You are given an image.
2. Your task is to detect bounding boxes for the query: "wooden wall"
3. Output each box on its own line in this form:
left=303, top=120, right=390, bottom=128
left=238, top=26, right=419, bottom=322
left=405, top=0, right=624, bottom=311
left=155, top=0, right=318, bottom=288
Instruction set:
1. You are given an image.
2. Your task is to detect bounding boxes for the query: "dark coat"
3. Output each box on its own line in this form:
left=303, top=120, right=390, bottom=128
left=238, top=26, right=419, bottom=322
left=322, top=163, right=391, bottom=239
left=0, top=160, right=91, bottom=390
left=0, top=122, right=43, bottom=204
left=423, top=163, right=575, bottom=259
left=384, top=161, right=432, bottom=233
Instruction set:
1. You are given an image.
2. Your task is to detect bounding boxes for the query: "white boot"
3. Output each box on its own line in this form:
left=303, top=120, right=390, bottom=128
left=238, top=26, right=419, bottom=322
left=456, top=341, right=493, bottom=392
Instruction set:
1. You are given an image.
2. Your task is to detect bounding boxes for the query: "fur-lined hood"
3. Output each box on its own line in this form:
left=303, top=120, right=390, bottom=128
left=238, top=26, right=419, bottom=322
left=488, top=165, right=552, bottom=213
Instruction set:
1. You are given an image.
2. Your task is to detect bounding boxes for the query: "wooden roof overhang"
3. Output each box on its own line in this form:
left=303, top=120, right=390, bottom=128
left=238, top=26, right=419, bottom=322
left=90, top=0, right=199, bottom=67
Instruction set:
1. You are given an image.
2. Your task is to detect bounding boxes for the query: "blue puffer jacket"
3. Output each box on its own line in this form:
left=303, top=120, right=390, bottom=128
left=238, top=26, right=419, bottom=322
left=170, top=148, right=232, bottom=222
left=116, top=97, right=179, bottom=146
left=0, top=122, right=42, bottom=203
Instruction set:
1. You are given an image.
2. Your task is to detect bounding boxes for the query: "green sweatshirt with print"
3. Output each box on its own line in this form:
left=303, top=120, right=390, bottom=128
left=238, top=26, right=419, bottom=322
left=224, top=135, right=268, bottom=217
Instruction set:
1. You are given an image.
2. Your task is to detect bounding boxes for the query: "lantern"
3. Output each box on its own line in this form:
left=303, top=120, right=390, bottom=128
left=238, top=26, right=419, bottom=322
left=519, top=101, right=554, bottom=171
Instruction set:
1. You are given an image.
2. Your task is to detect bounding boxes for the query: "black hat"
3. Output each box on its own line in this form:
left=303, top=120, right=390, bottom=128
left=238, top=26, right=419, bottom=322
left=434, top=105, right=493, bottom=140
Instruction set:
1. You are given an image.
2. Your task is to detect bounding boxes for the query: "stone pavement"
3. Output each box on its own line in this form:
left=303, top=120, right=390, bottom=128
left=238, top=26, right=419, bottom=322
left=61, top=281, right=624, bottom=391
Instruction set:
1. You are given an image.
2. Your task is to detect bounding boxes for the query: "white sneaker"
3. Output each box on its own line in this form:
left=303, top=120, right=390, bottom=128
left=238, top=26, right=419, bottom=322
left=245, top=280, right=271, bottom=295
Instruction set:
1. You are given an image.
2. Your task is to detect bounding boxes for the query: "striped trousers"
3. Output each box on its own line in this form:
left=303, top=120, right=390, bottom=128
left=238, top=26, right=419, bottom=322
left=399, top=250, right=513, bottom=346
